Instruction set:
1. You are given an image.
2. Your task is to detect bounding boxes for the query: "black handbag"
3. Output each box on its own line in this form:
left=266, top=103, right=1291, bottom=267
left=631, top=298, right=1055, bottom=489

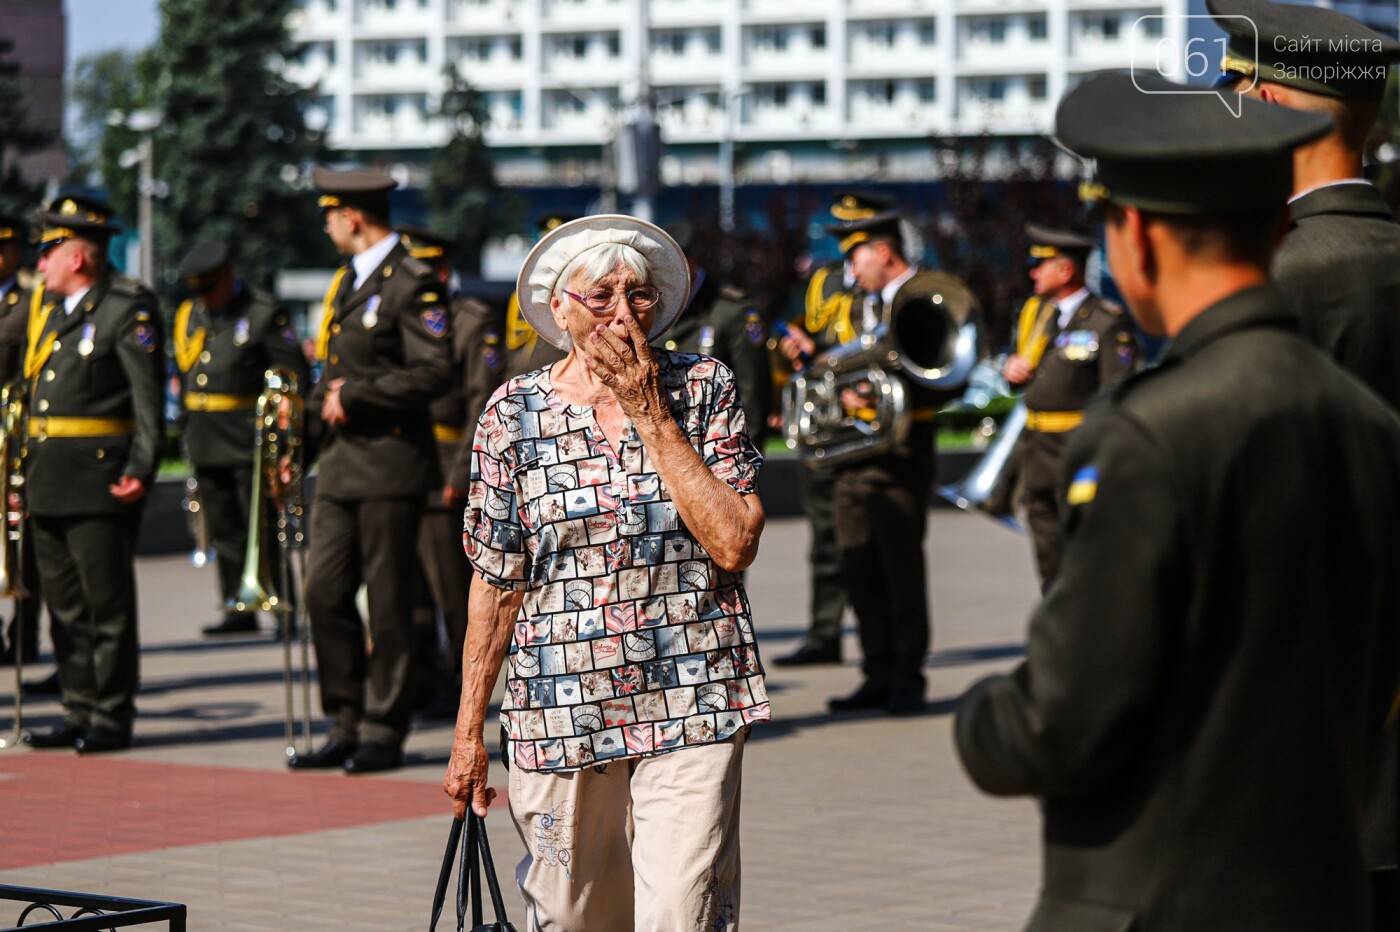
left=429, top=813, right=519, bottom=932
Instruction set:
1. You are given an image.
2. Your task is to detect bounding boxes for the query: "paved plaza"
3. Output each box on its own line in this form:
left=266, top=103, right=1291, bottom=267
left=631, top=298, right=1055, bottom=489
left=0, top=510, right=1043, bottom=930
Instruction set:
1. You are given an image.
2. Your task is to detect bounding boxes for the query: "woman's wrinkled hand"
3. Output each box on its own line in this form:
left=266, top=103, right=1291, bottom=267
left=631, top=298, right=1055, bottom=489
left=583, top=314, right=668, bottom=424
left=442, top=734, right=497, bottom=819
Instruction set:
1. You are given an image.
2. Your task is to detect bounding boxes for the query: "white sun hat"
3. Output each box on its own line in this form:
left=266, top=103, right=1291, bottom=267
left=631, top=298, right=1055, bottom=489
left=516, top=213, right=691, bottom=349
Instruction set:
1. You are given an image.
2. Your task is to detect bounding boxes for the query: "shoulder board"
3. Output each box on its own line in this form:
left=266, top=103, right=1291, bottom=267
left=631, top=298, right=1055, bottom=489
left=399, top=255, right=433, bottom=278
left=109, top=275, right=149, bottom=299
left=1093, top=295, right=1126, bottom=317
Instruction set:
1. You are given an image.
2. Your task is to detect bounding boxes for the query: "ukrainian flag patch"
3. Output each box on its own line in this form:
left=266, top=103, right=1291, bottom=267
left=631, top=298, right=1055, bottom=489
left=1067, top=466, right=1098, bottom=505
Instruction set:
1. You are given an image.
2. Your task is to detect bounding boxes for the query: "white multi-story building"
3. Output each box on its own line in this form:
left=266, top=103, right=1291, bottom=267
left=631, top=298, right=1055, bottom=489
left=284, top=0, right=1399, bottom=190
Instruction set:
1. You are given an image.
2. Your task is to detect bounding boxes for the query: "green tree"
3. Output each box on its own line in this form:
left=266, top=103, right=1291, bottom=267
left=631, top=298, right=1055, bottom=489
left=0, top=37, right=57, bottom=214
left=67, top=49, right=158, bottom=222
left=147, top=0, right=327, bottom=292
left=423, top=64, right=500, bottom=275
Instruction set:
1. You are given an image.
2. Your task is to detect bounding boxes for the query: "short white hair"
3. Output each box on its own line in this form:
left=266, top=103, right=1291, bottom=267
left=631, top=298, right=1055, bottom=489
left=552, top=242, right=652, bottom=306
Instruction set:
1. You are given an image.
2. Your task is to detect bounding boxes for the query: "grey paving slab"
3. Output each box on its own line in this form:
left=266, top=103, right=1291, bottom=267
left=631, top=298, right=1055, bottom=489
left=1, top=510, right=1044, bottom=929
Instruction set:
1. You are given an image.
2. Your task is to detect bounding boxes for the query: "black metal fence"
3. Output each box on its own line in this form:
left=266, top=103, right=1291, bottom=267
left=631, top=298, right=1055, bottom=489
left=0, top=886, right=185, bottom=930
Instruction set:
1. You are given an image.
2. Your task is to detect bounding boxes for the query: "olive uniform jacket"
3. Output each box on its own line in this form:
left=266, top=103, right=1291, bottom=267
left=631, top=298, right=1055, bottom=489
left=24, top=276, right=166, bottom=517
left=803, top=261, right=862, bottom=354
left=435, top=294, right=504, bottom=497
left=1273, top=182, right=1400, bottom=412
left=660, top=269, right=772, bottom=448
left=0, top=282, right=31, bottom=383
left=956, top=287, right=1400, bottom=931
left=1018, top=292, right=1139, bottom=423
left=503, top=290, right=565, bottom=380
left=174, top=286, right=310, bottom=470
left=313, top=243, right=453, bottom=502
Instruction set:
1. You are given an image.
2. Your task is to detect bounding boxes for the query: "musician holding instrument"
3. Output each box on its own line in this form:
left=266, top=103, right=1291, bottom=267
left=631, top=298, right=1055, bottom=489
left=0, top=212, right=41, bottom=669
left=772, top=190, right=888, bottom=668
left=291, top=167, right=453, bottom=775
left=394, top=224, right=504, bottom=716
left=823, top=211, right=980, bottom=716
left=443, top=215, right=768, bottom=929
left=21, top=196, right=165, bottom=754
left=1003, top=224, right=1139, bottom=590
left=172, top=239, right=309, bottom=637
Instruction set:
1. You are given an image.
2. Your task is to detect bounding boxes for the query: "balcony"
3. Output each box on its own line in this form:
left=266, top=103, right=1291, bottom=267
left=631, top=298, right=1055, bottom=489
left=354, top=0, right=437, bottom=33
left=540, top=0, right=626, bottom=29
left=352, top=93, right=433, bottom=143
left=353, top=40, right=435, bottom=88
left=446, top=0, right=525, bottom=30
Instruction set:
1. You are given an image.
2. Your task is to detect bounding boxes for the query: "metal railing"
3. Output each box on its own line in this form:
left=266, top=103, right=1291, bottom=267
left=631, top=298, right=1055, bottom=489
left=0, top=886, right=186, bottom=930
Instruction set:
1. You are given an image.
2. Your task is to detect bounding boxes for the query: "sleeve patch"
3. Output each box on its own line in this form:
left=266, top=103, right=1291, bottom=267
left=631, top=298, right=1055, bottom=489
left=421, top=305, right=448, bottom=338
left=743, top=309, right=765, bottom=346
left=1067, top=466, right=1098, bottom=506
left=134, top=323, right=158, bottom=352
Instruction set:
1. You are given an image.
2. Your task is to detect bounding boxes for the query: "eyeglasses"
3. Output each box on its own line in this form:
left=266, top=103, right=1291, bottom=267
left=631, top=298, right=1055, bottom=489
left=563, top=285, right=662, bottom=314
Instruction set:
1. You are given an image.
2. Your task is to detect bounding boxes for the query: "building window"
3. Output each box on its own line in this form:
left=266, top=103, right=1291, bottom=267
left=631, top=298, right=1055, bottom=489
left=988, top=18, right=1006, bottom=43
left=572, top=36, right=587, bottom=58
left=987, top=79, right=1006, bottom=101
left=918, top=78, right=935, bottom=103
left=918, top=21, right=936, bottom=46
left=607, top=33, right=620, bottom=56
left=883, top=80, right=896, bottom=104
left=754, top=27, right=788, bottom=52
left=1103, top=17, right=1119, bottom=39
left=705, top=29, right=721, bottom=54
left=1029, top=75, right=1047, bottom=100
left=811, top=82, right=826, bottom=106
left=1141, top=17, right=1163, bottom=38
left=868, top=23, right=896, bottom=48
left=809, top=25, right=826, bottom=50
left=1028, top=15, right=1047, bottom=41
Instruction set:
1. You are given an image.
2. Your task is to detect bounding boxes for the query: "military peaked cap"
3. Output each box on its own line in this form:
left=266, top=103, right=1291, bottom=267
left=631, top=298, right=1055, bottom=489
left=1025, top=223, right=1096, bottom=263
left=177, top=239, right=231, bottom=290
left=1209, top=0, right=1400, bottom=101
left=1057, top=72, right=1333, bottom=215
left=827, top=211, right=902, bottom=255
left=0, top=213, right=27, bottom=243
left=395, top=224, right=456, bottom=261
left=37, top=194, right=122, bottom=249
left=535, top=212, right=579, bottom=236
left=312, top=165, right=397, bottom=214
left=829, top=190, right=896, bottom=223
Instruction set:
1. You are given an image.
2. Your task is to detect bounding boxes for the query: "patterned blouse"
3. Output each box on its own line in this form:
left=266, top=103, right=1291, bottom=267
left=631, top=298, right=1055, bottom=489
left=464, top=351, right=771, bottom=773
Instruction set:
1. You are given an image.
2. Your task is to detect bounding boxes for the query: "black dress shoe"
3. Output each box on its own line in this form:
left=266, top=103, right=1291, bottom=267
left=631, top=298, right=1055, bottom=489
left=343, top=742, right=403, bottom=774
left=288, top=738, right=357, bottom=770
left=828, top=681, right=891, bottom=713
left=772, top=644, right=842, bottom=667
left=75, top=725, right=132, bottom=754
left=885, top=688, right=926, bottom=716
left=202, top=614, right=260, bottom=637
left=22, top=721, right=85, bottom=749
left=21, top=671, right=61, bottom=696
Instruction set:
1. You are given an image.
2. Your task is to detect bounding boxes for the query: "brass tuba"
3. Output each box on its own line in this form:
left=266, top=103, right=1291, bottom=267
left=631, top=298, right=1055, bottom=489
left=784, top=273, right=982, bottom=468
left=0, top=382, right=28, bottom=749
left=936, top=400, right=1026, bottom=531
left=230, top=367, right=315, bottom=759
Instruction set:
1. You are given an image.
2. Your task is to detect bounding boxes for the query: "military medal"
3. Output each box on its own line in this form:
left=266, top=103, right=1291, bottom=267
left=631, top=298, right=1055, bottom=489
left=362, top=295, right=380, bottom=329
left=78, top=323, right=96, bottom=358
left=234, top=317, right=250, bottom=346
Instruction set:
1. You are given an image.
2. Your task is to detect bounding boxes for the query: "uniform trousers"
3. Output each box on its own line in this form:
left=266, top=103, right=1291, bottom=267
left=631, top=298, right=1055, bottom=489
left=194, top=464, right=257, bottom=620
left=1020, top=427, right=1070, bottom=591
left=508, top=730, right=746, bottom=932
left=414, top=504, right=472, bottom=682
left=833, top=422, right=935, bottom=695
left=797, top=464, right=846, bottom=654
left=30, top=510, right=142, bottom=734
left=305, top=495, right=423, bottom=747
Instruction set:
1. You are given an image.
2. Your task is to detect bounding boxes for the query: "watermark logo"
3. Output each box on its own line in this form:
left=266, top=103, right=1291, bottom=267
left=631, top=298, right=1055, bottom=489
left=1130, top=15, right=1257, bottom=117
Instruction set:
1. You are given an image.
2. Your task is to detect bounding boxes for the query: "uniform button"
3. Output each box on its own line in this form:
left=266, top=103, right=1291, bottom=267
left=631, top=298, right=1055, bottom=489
left=664, top=341, right=676, bottom=350
left=36, top=400, right=48, bottom=412
left=199, top=351, right=212, bottom=363
left=95, top=449, right=105, bottom=460
left=196, top=374, right=208, bottom=386
left=43, top=370, right=55, bottom=382
left=331, top=324, right=342, bottom=334
left=329, top=355, right=339, bottom=365
left=52, top=340, right=61, bottom=352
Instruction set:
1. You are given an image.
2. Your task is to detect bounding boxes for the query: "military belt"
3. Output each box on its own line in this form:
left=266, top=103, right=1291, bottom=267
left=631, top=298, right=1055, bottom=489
left=28, top=416, right=136, bottom=439
left=433, top=423, right=467, bottom=443
left=185, top=392, right=258, bottom=412
left=1025, top=409, right=1084, bottom=433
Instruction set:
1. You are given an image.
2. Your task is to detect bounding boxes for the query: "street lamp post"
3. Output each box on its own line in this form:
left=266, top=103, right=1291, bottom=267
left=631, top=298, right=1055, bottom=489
left=109, top=109, right=163, bottom=285
left=718, top=88, right=750, bottom=234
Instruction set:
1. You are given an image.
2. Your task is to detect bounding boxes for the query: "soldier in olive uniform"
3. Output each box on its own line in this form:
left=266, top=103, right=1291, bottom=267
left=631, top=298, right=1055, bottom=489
left=21, top=196, right=165, bottom=754
left=1002, top=224, right=1139, bottom=589
left=502, top=213, right=574, bottom=380
left=1212, top=4, right=1400, bottom=923
left=172, top=240, right=310, bottom=636
left=956, top=73, right=1400, bottom=930
left=772, top=191, right=890, bottom=666
left=824, top=212, right=980, bottom=715
left=395, top=224, right=504, bottom=714
left=291, top=168, right=453, bottom=775
left=659, top=222, right=772, bottom=449
left=0, top=213, right=43, bottom=668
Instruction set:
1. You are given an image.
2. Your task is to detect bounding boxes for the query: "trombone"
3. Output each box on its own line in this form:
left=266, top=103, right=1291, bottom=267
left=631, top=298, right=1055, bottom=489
left=1, top=382, right=29, bottom=749
left=229, top=368, right=314, bottom=761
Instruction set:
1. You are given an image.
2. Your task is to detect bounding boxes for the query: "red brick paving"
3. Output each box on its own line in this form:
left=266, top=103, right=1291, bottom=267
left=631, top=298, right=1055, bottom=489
left=0, top=753, right=478, bottom=870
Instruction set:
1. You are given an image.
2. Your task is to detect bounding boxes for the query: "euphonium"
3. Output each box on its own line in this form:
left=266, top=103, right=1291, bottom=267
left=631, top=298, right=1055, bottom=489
left=785, top=273, right=982, bottom=468
left=1, top=381, right=28, bottom=750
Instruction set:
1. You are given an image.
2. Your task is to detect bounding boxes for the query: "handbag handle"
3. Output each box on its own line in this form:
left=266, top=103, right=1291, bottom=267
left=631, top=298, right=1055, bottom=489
left=429, top=814, right=514, bottom=932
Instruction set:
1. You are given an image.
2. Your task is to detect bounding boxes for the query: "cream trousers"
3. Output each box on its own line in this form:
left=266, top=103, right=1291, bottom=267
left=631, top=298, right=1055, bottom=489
left=507, top=730, right=746, bottom=931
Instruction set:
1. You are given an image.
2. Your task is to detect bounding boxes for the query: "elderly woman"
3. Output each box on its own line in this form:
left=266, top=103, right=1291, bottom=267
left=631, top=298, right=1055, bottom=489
left=443, top=215, right=769, bottom=930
